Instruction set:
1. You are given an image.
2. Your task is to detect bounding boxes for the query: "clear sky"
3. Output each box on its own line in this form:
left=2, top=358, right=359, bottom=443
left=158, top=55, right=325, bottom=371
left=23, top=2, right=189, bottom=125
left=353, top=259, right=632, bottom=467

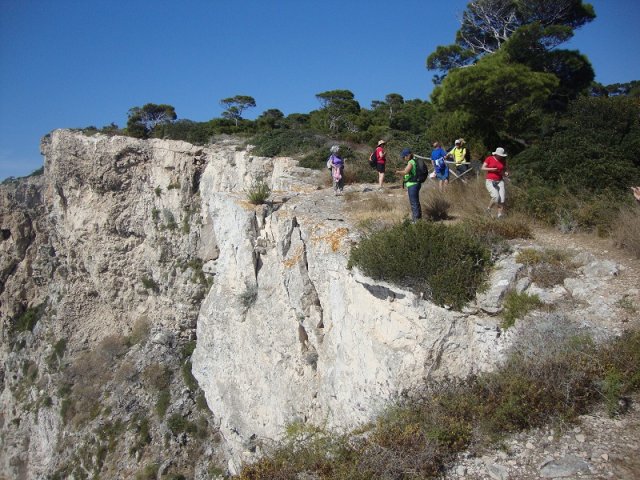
left=1, top=0, right=639, bottom=181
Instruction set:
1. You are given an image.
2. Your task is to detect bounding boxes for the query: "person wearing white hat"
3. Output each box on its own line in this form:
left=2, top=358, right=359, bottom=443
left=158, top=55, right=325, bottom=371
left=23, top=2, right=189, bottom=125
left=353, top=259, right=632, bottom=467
left=481, top=147, right=509, bottom=218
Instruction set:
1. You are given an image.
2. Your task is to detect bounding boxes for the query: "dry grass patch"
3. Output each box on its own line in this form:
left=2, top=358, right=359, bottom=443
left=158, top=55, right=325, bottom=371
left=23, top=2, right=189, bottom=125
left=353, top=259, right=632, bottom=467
left=442, top=178, right=489, bottom=218
left=516, top=248, right=578, bottom=288
left=612, top=205, right=640, bottom=258
left=343, top=190, right=408, bottom=233
left=465, top=215, right=533, bottom=240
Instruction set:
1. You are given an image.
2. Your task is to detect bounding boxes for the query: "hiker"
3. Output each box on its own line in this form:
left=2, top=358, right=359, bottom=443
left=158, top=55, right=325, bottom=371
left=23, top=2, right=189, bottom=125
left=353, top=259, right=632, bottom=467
left=431, top=141, right=449, bottom=190
left=632, top=186, right=640, bottom=204
left=481, top=147, right=509, bottom=218
left=396, top=148, right=422, bottom=222
left=447, top=138, right=469, bottom=177
left=375, top=139, right=387, bottom=190
left=327, top=145, right=344, bottom=195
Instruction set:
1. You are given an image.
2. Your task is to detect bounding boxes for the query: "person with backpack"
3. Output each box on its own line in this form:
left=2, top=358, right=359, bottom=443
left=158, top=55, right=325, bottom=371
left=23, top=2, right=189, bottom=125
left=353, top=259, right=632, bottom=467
left=396, top=148, right=425, bottom=222
left=374, top=139, right=387, bottom=190
left=327, top=145, right=344, bottom=195
left=481, top=147, right=509, bottom=218
left=431, top=141, right=449, bottom=190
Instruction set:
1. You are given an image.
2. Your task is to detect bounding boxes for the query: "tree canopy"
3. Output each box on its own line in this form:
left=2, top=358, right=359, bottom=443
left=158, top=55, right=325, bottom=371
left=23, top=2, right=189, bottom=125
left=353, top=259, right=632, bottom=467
left=312, top=90, right=361, bottom=133
left=427, top=0, right=595, bottom=82
left=431, top=50, right=559, bottom=146
left=126, top=103, right=177, bottom=138
left=220, top=95, right=256, bottom=126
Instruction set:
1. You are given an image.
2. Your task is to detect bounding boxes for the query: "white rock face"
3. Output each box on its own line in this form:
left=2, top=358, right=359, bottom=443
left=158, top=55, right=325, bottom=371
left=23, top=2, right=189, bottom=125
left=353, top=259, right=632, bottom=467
left=191, top=163, right=507, bottom=468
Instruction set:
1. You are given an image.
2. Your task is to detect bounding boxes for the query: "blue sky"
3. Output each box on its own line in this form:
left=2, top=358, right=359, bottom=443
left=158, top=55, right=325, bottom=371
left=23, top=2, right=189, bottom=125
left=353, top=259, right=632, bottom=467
left=1, top=0, right=639, bottom=180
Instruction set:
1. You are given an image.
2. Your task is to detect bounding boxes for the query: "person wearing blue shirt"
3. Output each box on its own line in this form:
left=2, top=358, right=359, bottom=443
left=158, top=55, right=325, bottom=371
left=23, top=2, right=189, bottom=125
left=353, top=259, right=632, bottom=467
left=431, top=142, right=449, bottom=190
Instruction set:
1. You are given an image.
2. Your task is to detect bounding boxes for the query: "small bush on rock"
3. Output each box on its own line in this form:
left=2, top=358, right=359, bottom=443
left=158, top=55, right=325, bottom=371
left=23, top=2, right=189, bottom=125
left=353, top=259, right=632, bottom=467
left=501, top=291, right=544, bottom=329
left=13, top=302, right=46, bottom=334
left=423, top=195, right=450, bottom=221
left=348, top=222, right=491, bottom=309
left=516, top=248, right=577, bottom=288
left=246, top=178, right=271, bottom=205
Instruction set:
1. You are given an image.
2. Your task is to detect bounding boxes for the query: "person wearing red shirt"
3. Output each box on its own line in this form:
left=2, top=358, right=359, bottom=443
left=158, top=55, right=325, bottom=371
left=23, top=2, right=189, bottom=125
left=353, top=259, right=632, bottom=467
left=375, top=139, right=387, bottom=190
left=481, top=147, right=509, bottom=218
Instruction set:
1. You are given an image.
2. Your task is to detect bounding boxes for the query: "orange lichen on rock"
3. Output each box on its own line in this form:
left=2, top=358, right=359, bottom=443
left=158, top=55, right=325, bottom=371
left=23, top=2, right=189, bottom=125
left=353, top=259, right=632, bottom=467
left=313, top=227, right=349, bottom=252
left=283, top=245, right=304, bottom=268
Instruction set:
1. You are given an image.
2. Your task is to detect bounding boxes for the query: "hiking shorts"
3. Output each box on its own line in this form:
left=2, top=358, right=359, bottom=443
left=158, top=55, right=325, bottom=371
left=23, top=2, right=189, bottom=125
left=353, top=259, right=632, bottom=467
left=486, top=179, right=505, bottom=204
left=376, top=162, right=385, bottom=173
left=436, top=171, right=449, bottom=181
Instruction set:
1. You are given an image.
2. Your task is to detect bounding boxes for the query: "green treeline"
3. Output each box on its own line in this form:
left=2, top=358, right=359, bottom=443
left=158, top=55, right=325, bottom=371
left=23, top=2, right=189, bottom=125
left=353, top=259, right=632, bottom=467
left=81, top=0, right=640, bottom=232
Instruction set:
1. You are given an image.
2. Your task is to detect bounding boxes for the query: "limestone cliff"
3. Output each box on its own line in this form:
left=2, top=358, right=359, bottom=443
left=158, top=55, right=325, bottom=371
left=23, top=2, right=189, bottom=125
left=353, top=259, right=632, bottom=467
left=191, top=172, right=507, bottom=472
left=0, top=130, right=631, bottom=479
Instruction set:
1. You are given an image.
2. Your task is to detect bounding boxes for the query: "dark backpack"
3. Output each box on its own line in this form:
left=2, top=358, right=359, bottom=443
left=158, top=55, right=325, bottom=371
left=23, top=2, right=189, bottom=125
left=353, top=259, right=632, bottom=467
left=369, top=151, right=377, bottom=168
left=408, top=157, right=429, bottom=183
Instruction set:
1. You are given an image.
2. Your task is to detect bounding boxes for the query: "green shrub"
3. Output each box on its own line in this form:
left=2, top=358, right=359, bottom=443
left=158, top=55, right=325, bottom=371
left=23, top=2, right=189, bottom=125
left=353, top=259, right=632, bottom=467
left=181, top=360, right=198, bottom=391
left=155, top=390, right=171, bottom=417
left=245, top=177, right=271, bottom=205
left=239, top=285, right=258, bottom=308
left=135, top=463, right=159, bottom=480
left=13, top=302, right=46, bottom=334
left=598, top=329, right=640, bottom=414
left=616, top=295, right=637, bottom=314
left=250, top=130, right=326, bottom=157
left=346, top=156, right=379, bottom=184
left=167, top=413, right=197, bottom=435
left=299, top=148, right=330, bottom=170
left=348, top=222, right=491, bottom=309
left=239, top=422, right=360, bottom=480
left=141, top=276, right=160, bottom=293
left=46, top=338, right=67, bottom=370
left=162, top=209, right=178, bottom=230
left=181, top=340, right=197, bottom=359
left=196, top=391, right=210, bottom=412
left=501, top=291, right=543, bottom=329
left=129, top=414, right=152, bottom=457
